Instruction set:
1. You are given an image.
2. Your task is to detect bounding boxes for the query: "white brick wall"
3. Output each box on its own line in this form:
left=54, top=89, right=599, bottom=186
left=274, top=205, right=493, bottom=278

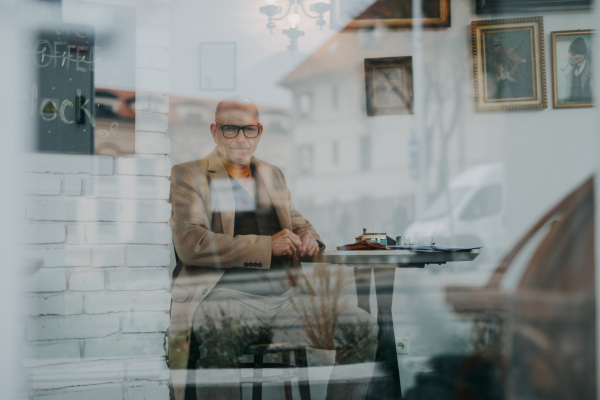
left=23, top=3, right=172, bottom=399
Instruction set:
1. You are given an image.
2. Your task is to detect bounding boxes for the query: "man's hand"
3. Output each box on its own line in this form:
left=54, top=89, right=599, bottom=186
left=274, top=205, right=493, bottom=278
left=299, top=232, right=320, bottom=258
left=271, top=229, right=303, bottom=258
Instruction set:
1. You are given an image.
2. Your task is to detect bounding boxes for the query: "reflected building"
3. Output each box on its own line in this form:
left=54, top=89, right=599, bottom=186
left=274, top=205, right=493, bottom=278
left=279, top=29, right=503, bottom=248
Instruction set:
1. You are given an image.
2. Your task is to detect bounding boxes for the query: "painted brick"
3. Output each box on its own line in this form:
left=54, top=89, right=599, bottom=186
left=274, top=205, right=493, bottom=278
left=27, top=247, right=90, bottom=268
left=108, top=268, right=170, bottom=290
left=115, top=156, right=171, bottom=177
left=27, top=314, right=120, bottom=341
left=148, top=93, right=169, bottom=113
left=29, top=361, right=125, bottom=390
left=126, top=246, right=171, bottom=267
left=32, top=385, right=122, bottom=400
left=126, top=360, right=170, bottom=381
left=152, top=47, right=170, bottom=70
left=135, top=132, right=171, bottom=154
left=22, top=341, right=81, bottom=366
left=27, top=199, right=120, bottom=222
left=69, top=270, right=105, bottom=291
left=24, top=270, right=66, bottom=292
left=89, top=176, right=170, bottom=199
left=22, top=174, right=61, bottom=195
left=136, top=25, right=170, bottom=47
left=92, top=246, right=126, bottom=267
left=85, top=291, right=170, bottom=314
left=136, top=68, right=169, bottom=93
left=22, top=153, right=113, bottom=175
left=135, top=92, right=149, bottom=111
left=27, top=293, right=83, bottom=316
left=136, top=5, right=170, bottom=25
left=66, top=224, right=85, bottom=244
left=87, top=224, right=171, bottom=245
left=85, top=334, right=165, bottom=359
left=20, top=224, right=65, bottom=244
left=126, top=383, right=170, bottom=400
left=136, top=112, right=168, bottom=133
left=121, top=312, right=170, bottom=333
left=136, top=46, right=153, bottom=69
left=64, top=177, right=82, bottom=195
left=120, top=200, right=171, bottom=223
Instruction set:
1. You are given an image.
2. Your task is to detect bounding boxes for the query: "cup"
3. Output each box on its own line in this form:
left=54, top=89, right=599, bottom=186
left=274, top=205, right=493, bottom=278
left=395, top=236, right=410, bottom=246
left=413, top=232, right=433, bottom=246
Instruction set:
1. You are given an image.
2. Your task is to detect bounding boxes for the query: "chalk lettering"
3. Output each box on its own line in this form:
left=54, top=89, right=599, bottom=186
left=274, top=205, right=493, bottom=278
left=34, top=40, right=52, bottom=67
left=77, top=89, right=95, bottom=127
left=60, top=99, right=74, bottom=124
left=53, top=41, right=66, bottom=68
left=76, top=46, right=88, bottom=72
left=66, top=45, right=77, bottom=70
left=40, top=99, right=58, bottom=121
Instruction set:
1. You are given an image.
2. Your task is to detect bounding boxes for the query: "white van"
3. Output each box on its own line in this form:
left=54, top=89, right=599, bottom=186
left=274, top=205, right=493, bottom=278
left=405, top=163, right=505, bottom=264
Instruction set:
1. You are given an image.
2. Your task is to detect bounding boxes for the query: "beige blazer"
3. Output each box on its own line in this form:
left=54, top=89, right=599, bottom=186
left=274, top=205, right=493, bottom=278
left=168, top=147, right=323, bottom=400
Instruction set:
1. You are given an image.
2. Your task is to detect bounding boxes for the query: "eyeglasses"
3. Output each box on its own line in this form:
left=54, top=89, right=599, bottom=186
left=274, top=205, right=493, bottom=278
left=215, top=124, right=262, bottom=139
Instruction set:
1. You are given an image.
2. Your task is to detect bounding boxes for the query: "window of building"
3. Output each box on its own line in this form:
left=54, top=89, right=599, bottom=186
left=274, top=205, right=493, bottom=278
left=298, top=145, right=313, bottom=175
left=360, top=136, right=371, bottom=171
left=332, top=140, right=340, bottom=165
left=298, top=93, right=312, bottom=119
left=332, top=84, right=339, bottom=110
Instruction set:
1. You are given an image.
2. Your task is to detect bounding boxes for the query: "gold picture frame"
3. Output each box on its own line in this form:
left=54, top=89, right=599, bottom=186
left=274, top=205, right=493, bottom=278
left=338, top=0, right=451, bottom=30
left=471, top=17, right=547, bottom=112
left=551, top=30, right=594, bottom=109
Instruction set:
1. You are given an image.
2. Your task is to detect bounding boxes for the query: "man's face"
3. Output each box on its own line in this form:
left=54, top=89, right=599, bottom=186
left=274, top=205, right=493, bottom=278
left=568, top=53, right=585, bottom=67
left=492, top=44, right=501, bottom=55
left=210, top=106, right=262, bottom=166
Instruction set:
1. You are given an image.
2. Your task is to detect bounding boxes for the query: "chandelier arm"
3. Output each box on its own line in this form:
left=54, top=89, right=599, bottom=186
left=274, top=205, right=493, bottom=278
left=299, top=1, right=320, bottom=19
left=271, top=1, right=294, bottom=21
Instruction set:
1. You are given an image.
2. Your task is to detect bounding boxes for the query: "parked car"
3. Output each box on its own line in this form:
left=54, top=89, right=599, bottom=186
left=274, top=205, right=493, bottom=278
left=405, top=163, right=505, bottom=265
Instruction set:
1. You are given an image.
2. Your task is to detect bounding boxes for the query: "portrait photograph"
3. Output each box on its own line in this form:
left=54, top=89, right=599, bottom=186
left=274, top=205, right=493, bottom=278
left=332, top=0, right=450, bottom=30
left=364, top=56, right=414, bottom=116
left=472, top=17, right=547, bottom=112
left=551, top=30, right=594, bottom=109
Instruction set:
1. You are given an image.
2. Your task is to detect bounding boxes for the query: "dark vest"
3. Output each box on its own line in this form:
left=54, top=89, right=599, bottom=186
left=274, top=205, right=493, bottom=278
left=213, top=172, right=295, bottom=296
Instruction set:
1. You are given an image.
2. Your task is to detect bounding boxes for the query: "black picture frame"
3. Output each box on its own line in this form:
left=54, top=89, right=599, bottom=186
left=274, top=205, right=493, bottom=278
left=364, top=57, right=414, bottom=116
left=475, top=0, right=592, bottom=14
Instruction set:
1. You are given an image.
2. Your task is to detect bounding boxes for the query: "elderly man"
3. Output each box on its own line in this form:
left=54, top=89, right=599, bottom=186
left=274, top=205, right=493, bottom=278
left=565, top=37, right=593, bottom=104
left=169, top=97, right=378, bottom=400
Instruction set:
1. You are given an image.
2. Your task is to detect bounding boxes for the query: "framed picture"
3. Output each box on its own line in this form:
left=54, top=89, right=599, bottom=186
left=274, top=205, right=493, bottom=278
left=364, top=56, right=414, bottom=116
left=475, top=0, right=591, bottom=15
left=551, top=30, right=594, bottom=109
left=199, top=42, right=236, bottom=90
left=332, top=0, right=450, bottom=30
left=471, top=17, right=547, bottom=112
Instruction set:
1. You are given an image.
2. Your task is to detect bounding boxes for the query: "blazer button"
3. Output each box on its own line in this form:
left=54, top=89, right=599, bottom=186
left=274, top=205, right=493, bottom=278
left=201, top=288, right=208, bottom=295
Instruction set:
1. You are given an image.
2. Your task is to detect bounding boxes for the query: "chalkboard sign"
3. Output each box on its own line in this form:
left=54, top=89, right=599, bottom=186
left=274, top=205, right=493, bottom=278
left=34, top=24, right=95, bottom=154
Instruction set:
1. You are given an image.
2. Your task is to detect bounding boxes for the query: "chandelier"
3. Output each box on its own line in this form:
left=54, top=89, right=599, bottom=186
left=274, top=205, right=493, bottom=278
left=259, top=0, right=332, bottom=52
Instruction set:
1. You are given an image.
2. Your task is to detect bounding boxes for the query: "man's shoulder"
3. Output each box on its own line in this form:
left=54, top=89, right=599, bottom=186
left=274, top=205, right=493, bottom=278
left=172, top=157, right=210, bottom=174
left=252, top=157, right=285, bottom=179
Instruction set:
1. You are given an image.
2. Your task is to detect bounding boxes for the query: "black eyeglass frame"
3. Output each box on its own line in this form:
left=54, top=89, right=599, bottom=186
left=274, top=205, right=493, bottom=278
left=214, top=123, right=263, bottom=139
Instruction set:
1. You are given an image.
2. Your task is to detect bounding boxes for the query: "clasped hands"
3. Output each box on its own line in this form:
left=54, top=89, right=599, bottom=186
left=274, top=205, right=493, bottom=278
left=271, top=229, right=319, bottom=259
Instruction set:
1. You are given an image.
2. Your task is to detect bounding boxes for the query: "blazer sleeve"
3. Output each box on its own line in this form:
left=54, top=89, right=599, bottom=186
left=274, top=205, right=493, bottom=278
left=278, top=168, right=326, bottom=251
left=169, top=164, right=272, bottom=269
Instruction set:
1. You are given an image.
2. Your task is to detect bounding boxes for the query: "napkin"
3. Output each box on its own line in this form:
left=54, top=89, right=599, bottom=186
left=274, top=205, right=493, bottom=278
left=336, top=240, right=387, bottom=251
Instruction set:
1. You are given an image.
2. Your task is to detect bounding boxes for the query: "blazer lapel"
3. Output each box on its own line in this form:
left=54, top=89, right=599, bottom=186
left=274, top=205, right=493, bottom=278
left=254, top=158, right=291, bottom=230
left=207, top=148, right=235, bottom=236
